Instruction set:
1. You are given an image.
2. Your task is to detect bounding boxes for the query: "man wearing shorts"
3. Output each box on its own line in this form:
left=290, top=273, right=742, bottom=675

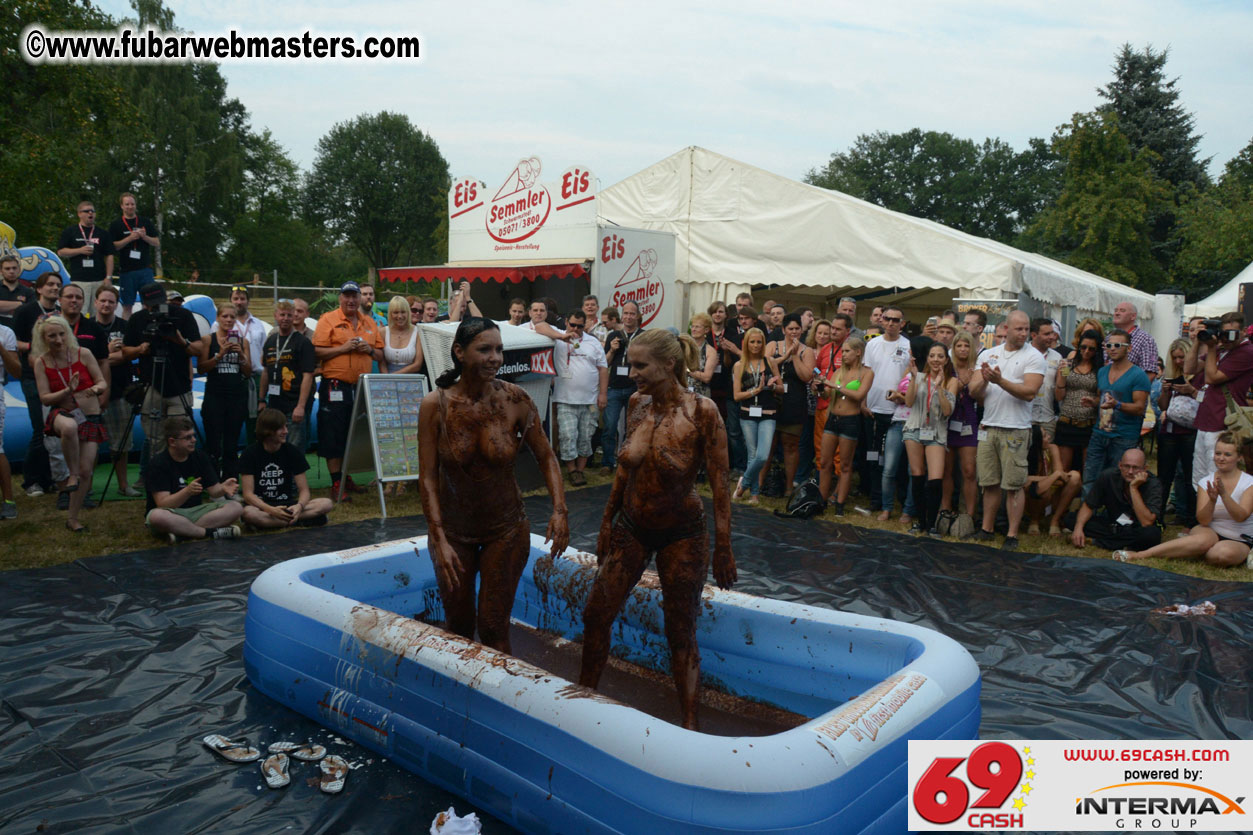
left=970, top=310, right=1045, bottom=551
left=313, top=281, right=382, bottom=500
left=108, top=192, right=159, bottom=318
left=143, top=415, right=242, bottom=542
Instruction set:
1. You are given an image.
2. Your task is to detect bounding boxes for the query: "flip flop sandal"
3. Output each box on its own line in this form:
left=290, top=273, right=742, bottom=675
left=260, top=752, right=290, bottom=789
left=319, top=755, right=349, bottom=794
left=202, top=734, right=261, bottom=763
left=267, top=740, right=327, bottom=761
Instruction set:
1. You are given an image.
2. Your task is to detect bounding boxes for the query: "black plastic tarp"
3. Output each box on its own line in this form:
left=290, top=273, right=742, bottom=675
left=1, top=484, right=1249, bottom=833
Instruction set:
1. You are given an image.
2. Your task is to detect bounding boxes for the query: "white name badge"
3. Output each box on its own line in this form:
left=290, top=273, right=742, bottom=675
left=268, top=384, right=280, bottom=397
left=129, top=249, right=141, bottom=260
left=82, top=258, right=93, bottom=268
left=866, top=450, right=880, bottom=462
left=748, top=406, right=763, bottom=418
left=1115, top=513, right=1134, bottom=526
left=782, top=383, right=788, bottom=393
left=962, top=423, right=974, bottom=436
left=977, top=429, right=988, bottom=442
left=715, top=363, right=722, bottom=373
left=1196, top=388, right=1205, bottom=403
left=616, top=366, right=629, bottom=376
left=948, top=420, right=963, bottom=432
left=687, top=386, right=694, bottom=393
left=920, top=427, right=936, bottom=441
left=329, top=389, right=344, bottom=402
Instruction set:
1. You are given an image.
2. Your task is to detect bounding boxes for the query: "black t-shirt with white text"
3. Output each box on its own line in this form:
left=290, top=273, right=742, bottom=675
left=238, top=441, right=308, bottom=505
left=57, top=224, right=114, bottom=282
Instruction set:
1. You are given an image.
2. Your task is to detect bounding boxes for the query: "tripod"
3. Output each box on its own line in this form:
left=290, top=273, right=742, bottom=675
left=98, top=347, right=200, bottom=505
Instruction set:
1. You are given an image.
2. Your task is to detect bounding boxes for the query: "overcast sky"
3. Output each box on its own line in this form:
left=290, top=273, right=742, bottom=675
left=93, top=0, right=1251, bottom=189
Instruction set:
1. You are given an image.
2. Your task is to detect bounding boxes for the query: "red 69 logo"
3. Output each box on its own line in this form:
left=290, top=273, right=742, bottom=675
left=913, top=741, right=1024, bottom=826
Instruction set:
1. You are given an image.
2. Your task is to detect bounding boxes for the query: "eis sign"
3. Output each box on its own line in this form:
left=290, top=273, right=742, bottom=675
left=448, top=156, right=598, bottom=261
left=601, top=229, right=674, bottom=329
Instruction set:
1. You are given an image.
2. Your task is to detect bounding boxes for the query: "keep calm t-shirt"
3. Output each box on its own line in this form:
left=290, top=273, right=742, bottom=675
left=238, top=441, right=308, bottom=505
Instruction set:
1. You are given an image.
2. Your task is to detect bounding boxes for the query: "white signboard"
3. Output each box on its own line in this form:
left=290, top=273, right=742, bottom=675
left=448, top=156, right=599, bottom=262
left=594, top=226, right=677, bottom=331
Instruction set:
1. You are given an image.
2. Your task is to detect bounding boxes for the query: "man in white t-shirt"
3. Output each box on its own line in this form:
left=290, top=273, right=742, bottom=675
left=0, top=323, right=18, bottom=518
left=862, top=305, right=912, bottom=517
left=970, top=310, right=1045, bottom=550
left=552, top=310, right=608, bottom=486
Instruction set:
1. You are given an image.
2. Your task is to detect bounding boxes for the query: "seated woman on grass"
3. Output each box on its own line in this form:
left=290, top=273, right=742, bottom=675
left=1115, top=432, right=1253, bottom=567
left=239, top=408, right=334, bottom=529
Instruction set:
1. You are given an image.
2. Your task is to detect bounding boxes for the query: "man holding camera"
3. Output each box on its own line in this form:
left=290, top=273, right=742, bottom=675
left=1188, top=312, right=1253, bottom=488
left=122, top=282, right=204, bottom=464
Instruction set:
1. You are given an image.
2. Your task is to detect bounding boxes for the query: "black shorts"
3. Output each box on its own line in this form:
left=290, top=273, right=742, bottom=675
left=823, top=412, right=861, bottom=440
left=317, top=378, right=356, bottom=459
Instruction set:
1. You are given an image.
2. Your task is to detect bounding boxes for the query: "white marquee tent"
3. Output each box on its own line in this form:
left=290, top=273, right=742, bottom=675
left=1185, top=261, right=1253, bottom=318
left=599, top=146, right=1156, bottom=324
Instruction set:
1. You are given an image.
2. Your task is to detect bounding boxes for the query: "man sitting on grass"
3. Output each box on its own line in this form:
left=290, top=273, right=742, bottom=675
left=1068, top=448, right=1162, bottom=552
left=238, top=408, right=333, bottom=529
left=145, top=416, right=243, bottom=542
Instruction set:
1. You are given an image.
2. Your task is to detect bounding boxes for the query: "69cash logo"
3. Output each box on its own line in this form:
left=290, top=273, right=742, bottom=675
left=912, top=741, right=1035, bottom=829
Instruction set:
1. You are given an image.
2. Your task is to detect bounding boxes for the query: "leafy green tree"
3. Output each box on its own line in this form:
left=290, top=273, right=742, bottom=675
left=1025, top=112, right=1171, bottom=289
left=805, top=129, right=1060, bottom=243
left=0, top=0, right=132, bottom=248
left=1097, top=43, right=1209, bottom=190
left=1174, top=138, right=1253, bottom=297
left=304, top=112, right=449, bottom=275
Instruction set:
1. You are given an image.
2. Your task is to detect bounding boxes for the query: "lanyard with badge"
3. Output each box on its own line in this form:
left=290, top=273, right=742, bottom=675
left=79, top=224, right=96, bottom=268
left=122, top=216, right=144, bottom=260
left=268, top=332, right=293, bottom=397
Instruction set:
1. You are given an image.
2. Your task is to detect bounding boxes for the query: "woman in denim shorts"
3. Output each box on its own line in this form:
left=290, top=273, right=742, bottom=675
left=903, top=342, right=959, bottom=536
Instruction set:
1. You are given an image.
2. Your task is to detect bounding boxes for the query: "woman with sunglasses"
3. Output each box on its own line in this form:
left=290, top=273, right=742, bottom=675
left=1054, top=329, right=1104, bottom=474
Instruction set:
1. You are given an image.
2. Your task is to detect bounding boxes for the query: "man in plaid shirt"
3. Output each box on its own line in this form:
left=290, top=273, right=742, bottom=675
left=1110, top=302, right=1159, bottom=375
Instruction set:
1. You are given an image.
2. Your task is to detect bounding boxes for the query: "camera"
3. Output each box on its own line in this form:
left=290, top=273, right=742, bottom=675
left=1192, top=318, right=1222, bottom=343
left=141, top=302, right=180, bottom=342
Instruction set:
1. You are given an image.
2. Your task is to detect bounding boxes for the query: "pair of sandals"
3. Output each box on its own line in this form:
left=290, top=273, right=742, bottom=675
left=202, top=735, right=348, bottom=793
left=568, top=470, right=587, bottom=487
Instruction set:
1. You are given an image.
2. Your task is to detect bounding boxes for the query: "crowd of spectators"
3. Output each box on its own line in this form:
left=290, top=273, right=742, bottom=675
left=4, top=204, right=1252, bottom=569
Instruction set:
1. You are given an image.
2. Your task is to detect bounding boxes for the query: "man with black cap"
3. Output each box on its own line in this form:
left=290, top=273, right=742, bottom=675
left=122, top=282, right=204, bottom=464
left=313, top=281, right=383, bottom=499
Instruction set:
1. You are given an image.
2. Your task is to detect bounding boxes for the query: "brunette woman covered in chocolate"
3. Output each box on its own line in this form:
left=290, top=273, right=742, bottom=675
left=578, top=329, right=736, bottom=730
left=417, top=318, right=568, bottom=653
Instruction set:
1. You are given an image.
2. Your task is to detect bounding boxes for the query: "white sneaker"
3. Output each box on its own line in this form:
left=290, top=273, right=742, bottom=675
left=211, top=525, right=241, bottom=540
left=25, top=485, right=45, bottom=497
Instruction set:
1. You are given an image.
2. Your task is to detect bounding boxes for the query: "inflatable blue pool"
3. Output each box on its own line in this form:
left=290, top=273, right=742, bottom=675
left=244, top=536, right=981, bottom=833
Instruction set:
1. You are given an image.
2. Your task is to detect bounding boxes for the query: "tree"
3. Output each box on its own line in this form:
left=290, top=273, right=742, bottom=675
left=1024, top=112, right=1171, bottom=289
left=1097, top=44, right=1209, bottom=190
left=805, top=129, right=1060, bottom=244
left=1174, top=138, right=1253, bottom=298
left=0, top=0, right=133, bottom=248
left=304, top=112, right=449, bottom=275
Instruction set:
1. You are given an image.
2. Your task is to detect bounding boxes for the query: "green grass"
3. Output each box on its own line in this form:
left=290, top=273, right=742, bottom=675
left=2, top=455, right=1249, bottom=584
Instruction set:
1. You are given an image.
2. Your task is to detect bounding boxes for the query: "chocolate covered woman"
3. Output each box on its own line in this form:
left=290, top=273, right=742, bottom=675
left=579, top=329, right=736, bottom=730
left=418, top=317, right=569, bottom=653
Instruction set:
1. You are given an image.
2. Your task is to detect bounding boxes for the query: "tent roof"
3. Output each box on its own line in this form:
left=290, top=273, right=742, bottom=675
left=1185, top=261, right=1253, bottom=318
left=598, top=146, right=1155, bottom=317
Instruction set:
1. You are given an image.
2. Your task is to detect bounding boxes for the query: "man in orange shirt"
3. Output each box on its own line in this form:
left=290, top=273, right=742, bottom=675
left=812, top=313, right=851, bottom=477
left=313, top=281, right=383, bottom=499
